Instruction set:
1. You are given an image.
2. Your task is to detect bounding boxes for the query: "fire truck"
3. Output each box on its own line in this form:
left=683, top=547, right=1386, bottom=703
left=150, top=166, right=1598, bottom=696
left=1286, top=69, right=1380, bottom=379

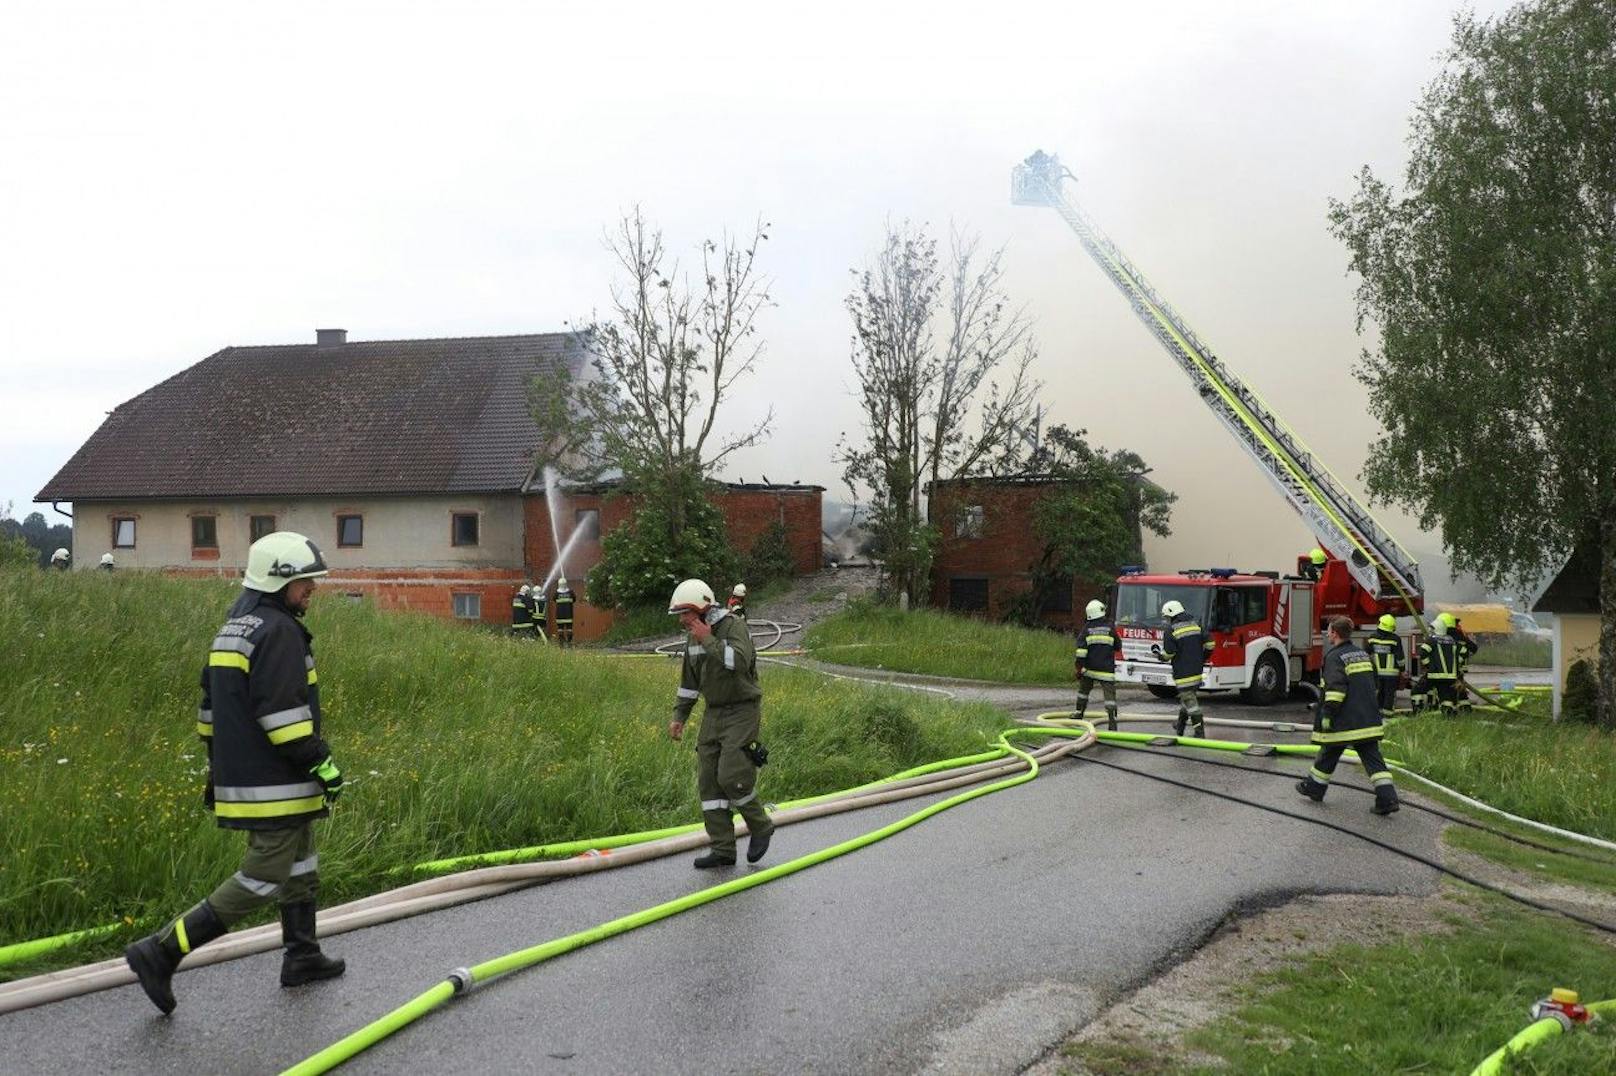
left=1012, top=151, right=1425, bottom=704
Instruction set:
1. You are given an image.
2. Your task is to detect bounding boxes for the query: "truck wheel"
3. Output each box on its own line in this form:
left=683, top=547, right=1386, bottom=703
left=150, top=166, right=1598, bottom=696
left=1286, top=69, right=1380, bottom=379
left=1242, top=652, right=1286, bottom=706
left=1147, top=685, right=1179, bottom=700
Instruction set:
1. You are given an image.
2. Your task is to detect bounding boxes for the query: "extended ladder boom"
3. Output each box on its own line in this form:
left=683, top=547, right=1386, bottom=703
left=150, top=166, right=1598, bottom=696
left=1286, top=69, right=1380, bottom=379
left=1012, top=151, right=1422, bottom=610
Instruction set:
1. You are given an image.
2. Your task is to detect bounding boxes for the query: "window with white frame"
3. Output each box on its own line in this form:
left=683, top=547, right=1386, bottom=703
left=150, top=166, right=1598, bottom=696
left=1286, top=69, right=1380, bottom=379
left=452, top=592, right=482, bottom=620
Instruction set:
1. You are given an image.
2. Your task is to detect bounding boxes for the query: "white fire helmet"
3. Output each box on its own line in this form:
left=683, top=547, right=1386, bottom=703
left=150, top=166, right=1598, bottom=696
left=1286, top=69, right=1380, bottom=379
left=733, top=583, right=747, bottom=598
left=243, top=532, right=329, bottom=593
left=1085, top=599, right=1106, bottom=620
left=668, top=578, right=716, bottom=614
left=1161, top=600, right=1185, bottom=619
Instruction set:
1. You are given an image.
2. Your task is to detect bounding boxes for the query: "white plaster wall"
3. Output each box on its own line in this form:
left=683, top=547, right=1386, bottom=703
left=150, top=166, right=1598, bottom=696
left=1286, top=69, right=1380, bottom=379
left=72, top=495, right=525, bottom=570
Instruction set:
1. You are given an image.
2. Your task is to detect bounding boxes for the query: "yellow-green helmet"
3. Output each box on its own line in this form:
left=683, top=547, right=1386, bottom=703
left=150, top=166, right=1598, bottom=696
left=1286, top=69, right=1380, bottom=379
left=1437, top=611, right=1457, bottom=629
left=1378, top=614, right=1396, bottom=632
left=1309, top=547, right=1327, bottom=566
left=243, top=532, right=329, bottom=592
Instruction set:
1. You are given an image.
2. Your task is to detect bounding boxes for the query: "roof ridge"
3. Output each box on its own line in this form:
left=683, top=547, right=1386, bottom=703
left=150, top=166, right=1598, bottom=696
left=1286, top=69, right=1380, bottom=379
left=226, top=331, right=573, bottom=350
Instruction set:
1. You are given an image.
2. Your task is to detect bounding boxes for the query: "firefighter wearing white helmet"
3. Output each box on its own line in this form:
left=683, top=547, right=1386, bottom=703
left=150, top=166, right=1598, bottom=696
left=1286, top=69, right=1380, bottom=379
left=99, top=553, right=116, bottom=571
left=530, top=580, right=549, bottom=642
left=727, top=581, right=748, bottom=620
left=554, top=574, right=575, bottom=646
left=1074, top=598, right=1119, bottom=731
left=1154, top=599, right=1213, bottom=737
left=125, top=531, right=346, bottom=1013
left=510, top=584, right=536, bottom=637
left=667, top=578, right=776, bottom=869
left=50, top=547, right=70, bottom=570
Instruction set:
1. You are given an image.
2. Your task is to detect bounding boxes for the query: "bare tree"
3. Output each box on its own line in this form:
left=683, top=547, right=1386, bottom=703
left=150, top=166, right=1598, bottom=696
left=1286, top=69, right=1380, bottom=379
left=532, top=207, right=774, bottom=539
left=838, top=221, right=1041, bottom=606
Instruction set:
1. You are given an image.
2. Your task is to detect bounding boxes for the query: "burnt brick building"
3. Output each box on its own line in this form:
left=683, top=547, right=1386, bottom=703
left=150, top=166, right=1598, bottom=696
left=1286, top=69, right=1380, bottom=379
left=927, top=475, right=1144, bottom=629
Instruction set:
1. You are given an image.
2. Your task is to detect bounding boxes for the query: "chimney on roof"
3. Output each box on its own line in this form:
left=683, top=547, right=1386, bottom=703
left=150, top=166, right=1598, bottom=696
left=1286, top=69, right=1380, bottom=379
left=316, top=328, right=348, bottom=346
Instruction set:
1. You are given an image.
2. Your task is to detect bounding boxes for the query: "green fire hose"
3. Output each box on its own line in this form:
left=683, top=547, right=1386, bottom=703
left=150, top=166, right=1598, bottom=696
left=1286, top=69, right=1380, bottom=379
left=1470, top=997, right=1614, bottom=1074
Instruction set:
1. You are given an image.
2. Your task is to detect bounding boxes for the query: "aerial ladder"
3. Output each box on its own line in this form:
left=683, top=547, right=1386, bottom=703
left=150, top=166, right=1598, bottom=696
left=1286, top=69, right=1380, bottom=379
left=1010, top=150, right=1423, bottom=619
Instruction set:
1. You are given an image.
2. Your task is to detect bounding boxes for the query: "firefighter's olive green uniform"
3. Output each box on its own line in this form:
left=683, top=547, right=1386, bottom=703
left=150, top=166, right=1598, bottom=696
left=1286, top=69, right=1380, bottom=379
left=1075, top=616, right=1119, bottom=731
left=1163, top=611, right=1214, bottom=736
left=1297, top=640, right=1398, bottom=812
left=511, top=591, right=535, bottom=636
left=554, top=587, right=575, bottom=645
left=1366, top=628, right=1404, bottom=719
left=674, top=608, right=774, bottom=860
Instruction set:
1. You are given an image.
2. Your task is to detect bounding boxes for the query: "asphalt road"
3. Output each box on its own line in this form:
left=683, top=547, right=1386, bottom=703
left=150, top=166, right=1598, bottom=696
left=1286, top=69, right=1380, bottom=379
left=2, top=678, right=1448, bottom=1076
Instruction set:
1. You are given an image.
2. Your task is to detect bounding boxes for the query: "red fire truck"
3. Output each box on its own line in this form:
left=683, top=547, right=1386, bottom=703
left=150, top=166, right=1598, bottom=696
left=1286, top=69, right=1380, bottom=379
left=1013, top=151, right=1424, bottom=704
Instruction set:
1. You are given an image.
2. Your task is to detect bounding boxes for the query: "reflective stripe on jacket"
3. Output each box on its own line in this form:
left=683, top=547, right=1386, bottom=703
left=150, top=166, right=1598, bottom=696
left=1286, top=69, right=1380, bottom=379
left=1313, top=640, right=1383, bottom=744
left=1075, top=618, right=1117, bottom=681
left=1162, top=614, right=1213, bottom=687
left=673, top=608, right=761, bottom=721
left=200, top=590, right=331, bottom=831
left=1366, top=629, right=1404, bottom=678
left=1419, top=636, right=1458, bottom=680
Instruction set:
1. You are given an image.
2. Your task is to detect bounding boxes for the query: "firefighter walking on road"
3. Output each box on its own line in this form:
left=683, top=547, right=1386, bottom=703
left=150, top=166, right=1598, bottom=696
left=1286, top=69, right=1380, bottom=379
left=554, top=575, right=575, bottom=646
left=1366, top=614, right=1404, bottom=719
left=1419, top=617, right=1460, bottom=717
left=1297, top=615, right=1399, bottom=814
left=666, top=578, right=775, bottom=869
left=1074, top=599, right=1119, bottom=731
left=124, top=532, right=346, bottom=1014
left=1157, top=600, right=1213, bottom=738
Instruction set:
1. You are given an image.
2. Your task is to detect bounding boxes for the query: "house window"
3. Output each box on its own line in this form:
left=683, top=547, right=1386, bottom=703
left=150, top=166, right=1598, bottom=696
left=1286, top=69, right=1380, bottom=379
left=337, top=514, right=364, bottom=548
left=956, top=505, right=985, bottom=539
left=452, top=512, right=480, bottom=547
left=574, top=508, right=600, bottom=541
left=191, top=515, right=218, bottom=549
left=452, top=592, right=482, bottom=620
left=250, top=515, right=277, bottom=542
left=948, top=576, right=989, bottom=613
left=112, top=517, right=136, bottom=549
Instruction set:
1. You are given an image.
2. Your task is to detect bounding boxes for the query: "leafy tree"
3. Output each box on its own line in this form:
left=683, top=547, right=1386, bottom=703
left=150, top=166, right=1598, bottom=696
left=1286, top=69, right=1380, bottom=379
left=1012, top=426, right=1177, bottom=623
left=838, top=222, right=1041, bottom=606
left=1329, top=0, right=1616, bottom=729
left=531, top=208, right=774, bottom=607
left=739, top=520, right=797, bottom=590
left=586, top=487, right=738, bottom=611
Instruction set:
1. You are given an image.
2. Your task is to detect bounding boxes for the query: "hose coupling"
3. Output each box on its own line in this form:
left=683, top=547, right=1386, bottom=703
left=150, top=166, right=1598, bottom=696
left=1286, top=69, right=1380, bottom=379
left=448, top=967, right=475, bottom=995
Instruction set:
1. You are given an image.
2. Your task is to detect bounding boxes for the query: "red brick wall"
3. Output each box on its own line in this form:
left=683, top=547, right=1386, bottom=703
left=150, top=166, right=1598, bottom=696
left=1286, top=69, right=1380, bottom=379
left=928, top=482, right=1106, bottom=629
left=166, top=566, right=525, bottom=626
left=523, top=486, right=823, bottom=640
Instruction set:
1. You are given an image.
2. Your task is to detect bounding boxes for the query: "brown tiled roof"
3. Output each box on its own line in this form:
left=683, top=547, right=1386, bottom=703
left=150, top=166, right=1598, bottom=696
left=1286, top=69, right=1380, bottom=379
left=38, top=333, right=582, bottom=500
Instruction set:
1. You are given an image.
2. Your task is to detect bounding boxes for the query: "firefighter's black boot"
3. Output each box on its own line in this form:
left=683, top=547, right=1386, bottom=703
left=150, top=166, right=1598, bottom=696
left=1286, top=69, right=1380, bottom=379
left=693, top=851, right=736, bottom=869
left=1105, top=706, right=1118, bottom=732
left=1191, top=720, right=1206, bottom=739
left=746, top=828, right=772, bottom=864
left=124, top=900, right=227, bottom=1014
left=1371, top=787, right=1401, bottom=815
left=1173, top=710, right=1188, bottom=737
left=279, top=901, right=345, bottom=987
left=1295, top=778, right=1326, bottom=803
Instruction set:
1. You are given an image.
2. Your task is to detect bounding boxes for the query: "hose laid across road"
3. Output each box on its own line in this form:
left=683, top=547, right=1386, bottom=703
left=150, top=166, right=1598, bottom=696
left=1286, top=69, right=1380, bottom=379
left=0, top=731, right=1086, bottom=1016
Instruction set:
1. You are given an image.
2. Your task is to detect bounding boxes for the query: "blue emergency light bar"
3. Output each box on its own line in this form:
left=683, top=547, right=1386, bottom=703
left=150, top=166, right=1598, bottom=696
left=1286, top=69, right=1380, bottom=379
left=1119, top=565, right=1146, bottom=576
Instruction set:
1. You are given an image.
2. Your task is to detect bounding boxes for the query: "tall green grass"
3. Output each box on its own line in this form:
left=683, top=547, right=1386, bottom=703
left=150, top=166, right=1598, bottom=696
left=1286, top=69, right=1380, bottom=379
left=804, top=603, right=1074, bottom=685
left=0, top=569, right=1006, bottom=970
left=1386, top=710, right=1615, bottom=841
left=1473, top=636, right=1552, bottom=669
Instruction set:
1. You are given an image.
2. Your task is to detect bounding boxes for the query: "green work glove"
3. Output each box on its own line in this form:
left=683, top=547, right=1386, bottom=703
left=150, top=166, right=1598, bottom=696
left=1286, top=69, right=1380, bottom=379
left=311, top=756, right=344, bottom=802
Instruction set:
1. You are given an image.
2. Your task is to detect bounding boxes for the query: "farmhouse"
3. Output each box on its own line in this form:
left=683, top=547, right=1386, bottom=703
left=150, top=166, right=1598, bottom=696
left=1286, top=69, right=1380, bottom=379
left=37, top=329, right=821, bottom=639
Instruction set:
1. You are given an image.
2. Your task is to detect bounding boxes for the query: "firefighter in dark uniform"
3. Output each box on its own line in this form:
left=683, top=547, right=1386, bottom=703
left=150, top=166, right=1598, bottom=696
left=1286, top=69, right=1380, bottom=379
left=1442, top=612, right=1480, bottom=712
left=1299, top=547, right=1327, bottom=581
left=1297, top=615, right=1399, bottom=814
left=667, top=578, right=776, bottom=869
left=510, top=584, right=536, bottom=637
left=1366, top=613, right=1404, bottom=719
left=1156, top=599, right=1214, bottom=738
left=554, top=575, right=575, bottom=646
left=124, top=532, right=346, bottom=1014
left=530, top=580, right=549, bottom=642
left=1419, top=617, right=1461, bottom=716
left=1074, top=598, right=1119, bottom=731
left=727, top=582, right=748, bottom=620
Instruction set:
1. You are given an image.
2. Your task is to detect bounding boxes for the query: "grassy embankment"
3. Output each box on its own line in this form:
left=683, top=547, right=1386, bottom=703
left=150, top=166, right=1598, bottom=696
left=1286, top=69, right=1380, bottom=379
left=593, top=580, right=793, bottom=647
left=1064, top=895, right=1616, bottom=1074
left=1473, top=635, right=1552, bottom=669
left=0, top=569, right=1007, bottom=978
left=805, top=603, right=1073, bottom=685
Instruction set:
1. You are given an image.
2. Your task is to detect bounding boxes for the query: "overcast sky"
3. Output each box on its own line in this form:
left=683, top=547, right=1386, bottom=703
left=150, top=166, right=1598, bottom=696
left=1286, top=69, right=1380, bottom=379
left=0, top=0, right=1513, bottom=577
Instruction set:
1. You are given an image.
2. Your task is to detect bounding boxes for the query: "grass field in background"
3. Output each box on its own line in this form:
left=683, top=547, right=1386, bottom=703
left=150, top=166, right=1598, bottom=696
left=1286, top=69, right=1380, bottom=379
left=1385, top=706, right=1616, bottom=842
left=0, top=569, right=1007, bottom=976
left=805, top=603, right=1074, bottom=685
left=1473, top=636, right=1553, bottom=669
